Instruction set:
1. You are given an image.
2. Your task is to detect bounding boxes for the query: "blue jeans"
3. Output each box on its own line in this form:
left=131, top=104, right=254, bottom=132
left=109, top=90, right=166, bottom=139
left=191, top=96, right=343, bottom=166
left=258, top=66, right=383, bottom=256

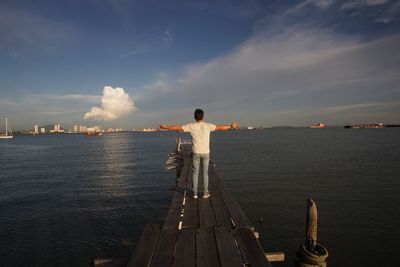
left=192, top=153, right=210, bottom=196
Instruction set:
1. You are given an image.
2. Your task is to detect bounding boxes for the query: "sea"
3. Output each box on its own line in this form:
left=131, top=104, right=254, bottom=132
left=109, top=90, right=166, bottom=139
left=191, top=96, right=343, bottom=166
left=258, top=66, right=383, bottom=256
left=0, top=128, right=399, bottom=267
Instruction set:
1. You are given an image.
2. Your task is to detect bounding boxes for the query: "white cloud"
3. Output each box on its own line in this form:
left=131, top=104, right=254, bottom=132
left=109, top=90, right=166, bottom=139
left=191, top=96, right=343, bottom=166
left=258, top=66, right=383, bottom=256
left=323, top=101, right=400, bottom=113
left=366, top=0, right=390, bottom=6
left=0, top=99, right=17, bottom=108
left=341, top=0, right=390, bottom=10
left=42, top=94, right=100, bottom=103
left=84, top=86, right=135, bottom=121
left=288, top=0, right=334, bottom=13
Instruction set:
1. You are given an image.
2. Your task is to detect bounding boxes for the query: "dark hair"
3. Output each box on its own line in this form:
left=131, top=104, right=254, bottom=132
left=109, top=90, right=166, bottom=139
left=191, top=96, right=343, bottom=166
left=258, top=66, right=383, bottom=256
left=194, top=109, right=204, bottom=121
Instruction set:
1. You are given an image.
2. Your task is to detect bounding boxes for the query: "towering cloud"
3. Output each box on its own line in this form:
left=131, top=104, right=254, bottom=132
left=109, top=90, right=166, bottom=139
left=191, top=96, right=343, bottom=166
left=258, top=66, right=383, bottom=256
left=84, top=86, right=135, bottom=121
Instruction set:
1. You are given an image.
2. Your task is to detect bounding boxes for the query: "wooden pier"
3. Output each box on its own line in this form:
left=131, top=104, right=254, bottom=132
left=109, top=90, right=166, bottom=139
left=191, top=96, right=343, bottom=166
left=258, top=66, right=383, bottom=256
left=126, top=144, right=272, bottom=267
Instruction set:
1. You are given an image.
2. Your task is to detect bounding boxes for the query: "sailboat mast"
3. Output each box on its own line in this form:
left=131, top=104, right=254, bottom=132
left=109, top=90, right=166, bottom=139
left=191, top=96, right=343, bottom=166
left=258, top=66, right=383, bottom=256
left=5, top=117, right=8, bottom=136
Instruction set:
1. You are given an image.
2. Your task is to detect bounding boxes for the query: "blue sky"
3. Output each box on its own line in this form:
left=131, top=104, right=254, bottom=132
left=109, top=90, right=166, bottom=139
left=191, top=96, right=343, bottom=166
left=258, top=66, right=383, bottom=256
left=1, top=0, right=399, bottom=130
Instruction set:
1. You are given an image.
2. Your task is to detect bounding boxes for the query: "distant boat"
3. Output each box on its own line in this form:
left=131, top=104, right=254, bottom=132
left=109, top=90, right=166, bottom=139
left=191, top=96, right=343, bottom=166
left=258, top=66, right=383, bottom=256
left=309, top=122, right=326, bottom=129
left=0, top=117, right=14, bottom=139
left=84, top=131, right=103, bottom=137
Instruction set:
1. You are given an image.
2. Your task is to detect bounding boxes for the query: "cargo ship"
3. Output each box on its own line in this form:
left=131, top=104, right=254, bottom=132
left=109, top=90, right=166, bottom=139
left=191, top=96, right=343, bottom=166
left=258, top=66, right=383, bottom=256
left=309, top=123, right=326, bottom=128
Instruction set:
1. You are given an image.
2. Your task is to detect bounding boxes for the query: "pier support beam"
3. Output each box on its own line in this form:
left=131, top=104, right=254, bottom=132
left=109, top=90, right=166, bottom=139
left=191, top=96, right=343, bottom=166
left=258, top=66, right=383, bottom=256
left=295, top=199, right=328, bottom=267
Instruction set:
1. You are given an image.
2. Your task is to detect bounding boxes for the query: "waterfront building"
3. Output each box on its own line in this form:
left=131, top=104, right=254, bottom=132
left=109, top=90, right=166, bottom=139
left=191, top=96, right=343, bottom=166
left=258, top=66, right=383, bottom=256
left=73, top=125, right=78, bottom=133
left=142, top=128, right=157, bottom=132
left=79, top=125, right=87, bottom=132
left=50, top=123, right=64, bottom=133
left=40, top=128, right=46, bottom=134
left=87, top=126, right=101, bottom=132
left=34, top=125, right=39, bottom=134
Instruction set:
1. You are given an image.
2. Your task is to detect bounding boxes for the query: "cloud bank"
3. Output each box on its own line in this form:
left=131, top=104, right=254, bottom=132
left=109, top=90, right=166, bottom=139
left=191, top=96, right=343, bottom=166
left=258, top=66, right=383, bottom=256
left=136, top=24, right=400, bottom=125
left=84, top=86, right=135, bottom=121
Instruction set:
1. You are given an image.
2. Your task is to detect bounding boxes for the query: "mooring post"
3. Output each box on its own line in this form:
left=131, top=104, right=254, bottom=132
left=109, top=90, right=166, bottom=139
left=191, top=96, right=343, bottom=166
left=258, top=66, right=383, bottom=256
left=176, top=138, right=182, bottom=152
left=295, top=198, right=328, bottom=267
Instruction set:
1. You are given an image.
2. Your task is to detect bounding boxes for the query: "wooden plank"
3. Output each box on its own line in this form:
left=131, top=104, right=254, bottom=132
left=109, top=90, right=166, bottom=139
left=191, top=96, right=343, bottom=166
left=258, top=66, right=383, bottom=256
left=198, top=198, right=216, bottom=227
left=176, top=164, right=188, bottom=193
left=172, top=229, right=196, bottom=267
left=187, top=158, right=193, bottom=195
left=266, top=252, right=285, bottom=262
left=208, top=162, right=252, bottom=229
left=220, top=191, right=254, bottom=229
left=149, top=228, right=178, bottom=267
left=182, top=196, right=197, bottom=228
left=207, top=168, right=219, bottom=195
left=127, top=224, right=161, bottom=267
left=163, top=191, right=184, bottom=229
left=234, top=228, right=272, bottom=267
left=209, top=192, right=232, bottom=227
left=213, top=226, right=244, bottom=267
left=208, top=163, right=226, bottom=190
left=196, top=227, right=219, bottom=267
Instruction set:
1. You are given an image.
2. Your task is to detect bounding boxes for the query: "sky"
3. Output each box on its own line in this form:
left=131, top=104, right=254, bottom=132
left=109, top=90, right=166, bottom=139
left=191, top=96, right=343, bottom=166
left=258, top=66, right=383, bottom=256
left=0, top=0, right=399, bottom=130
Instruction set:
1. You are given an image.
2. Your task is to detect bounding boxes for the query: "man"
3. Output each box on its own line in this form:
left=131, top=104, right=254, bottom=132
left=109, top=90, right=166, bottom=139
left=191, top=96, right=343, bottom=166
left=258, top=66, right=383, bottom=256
left=160, top=109, right=238, bottom=199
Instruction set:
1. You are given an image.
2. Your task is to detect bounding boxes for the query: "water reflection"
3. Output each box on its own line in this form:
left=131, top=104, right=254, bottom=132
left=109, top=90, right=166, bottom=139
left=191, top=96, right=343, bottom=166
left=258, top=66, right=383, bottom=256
left=97, top=133, right=136, bottom=198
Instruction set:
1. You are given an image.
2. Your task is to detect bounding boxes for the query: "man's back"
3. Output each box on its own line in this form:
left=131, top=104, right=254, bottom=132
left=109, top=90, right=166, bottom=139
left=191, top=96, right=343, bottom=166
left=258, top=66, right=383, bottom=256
left=182, top=121, right=216, bottom=154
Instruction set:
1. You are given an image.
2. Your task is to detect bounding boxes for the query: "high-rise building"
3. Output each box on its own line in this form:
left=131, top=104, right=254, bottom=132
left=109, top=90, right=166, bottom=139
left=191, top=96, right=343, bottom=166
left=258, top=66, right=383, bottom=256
left=34, top=125, right=39, bottom=134
left=40, top=128, right=46, bottom=134
left=54, top=123, right=61, bottom=132
left=73, top=125, right=78, bottom=133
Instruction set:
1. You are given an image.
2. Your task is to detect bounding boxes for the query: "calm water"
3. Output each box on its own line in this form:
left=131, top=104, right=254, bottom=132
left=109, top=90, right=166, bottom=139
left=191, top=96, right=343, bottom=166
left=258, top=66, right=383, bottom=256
left=0, top=129, right=399, bottom=266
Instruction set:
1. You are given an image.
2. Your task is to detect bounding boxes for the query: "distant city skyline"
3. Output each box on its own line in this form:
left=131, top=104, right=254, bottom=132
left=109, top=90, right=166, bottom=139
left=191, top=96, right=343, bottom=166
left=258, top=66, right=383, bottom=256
left=1, top=0, right=400, bottom=130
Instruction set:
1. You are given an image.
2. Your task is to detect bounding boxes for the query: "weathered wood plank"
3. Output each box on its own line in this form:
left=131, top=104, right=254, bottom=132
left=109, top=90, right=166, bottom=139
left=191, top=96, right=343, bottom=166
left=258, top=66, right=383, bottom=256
left=196, top=227, right=219, bottom=267
left=209, top=163, right=226, bottom=190
left=149, top=228, right=178, bottom=267
left=209, top=192, right=232, bottom=227
left=234, top=228, right=272, bottom=267
left=127, top=224, right=161, bottom=267
left=198, top=198, right=216, bottom=227
left=266, top=252, right=285, bottom=262
left=172, top=229, right=196, bottom=267
left=214, top=226, right=244, bottom=267
left=176, top=164, right=188, bottom=193
left=163, top=191, right=184, bottom=229
left=187, top=158, right=194, bottom=196
left=220, top=191, right=254, bottom=229
left=182, top=196, right=197, bottom=228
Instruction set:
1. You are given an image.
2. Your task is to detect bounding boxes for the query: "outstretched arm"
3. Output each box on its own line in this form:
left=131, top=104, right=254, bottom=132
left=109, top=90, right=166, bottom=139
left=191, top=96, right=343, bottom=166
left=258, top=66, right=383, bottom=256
left=215, top=121, right=238, bottom=131
left=160, top=124, right=184, bottom=132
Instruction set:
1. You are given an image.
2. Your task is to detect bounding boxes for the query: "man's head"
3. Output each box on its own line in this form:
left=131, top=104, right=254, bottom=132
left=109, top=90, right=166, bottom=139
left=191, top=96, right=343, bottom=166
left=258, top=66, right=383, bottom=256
left=194, top=109, right=204, bottom=121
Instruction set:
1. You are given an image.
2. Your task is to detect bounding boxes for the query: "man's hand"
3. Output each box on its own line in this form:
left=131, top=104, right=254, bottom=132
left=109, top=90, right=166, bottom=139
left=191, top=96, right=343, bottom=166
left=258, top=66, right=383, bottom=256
left=231, top=121, right=238, bottom=129
left=215, top=121, right=239, bottom=131
left=160, top=124, right=168, bottom=130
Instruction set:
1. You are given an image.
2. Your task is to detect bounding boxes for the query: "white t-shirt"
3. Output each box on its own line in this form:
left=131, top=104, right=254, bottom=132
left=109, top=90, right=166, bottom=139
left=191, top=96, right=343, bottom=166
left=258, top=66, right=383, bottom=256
left=182, top=121, right=217, bottom=154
